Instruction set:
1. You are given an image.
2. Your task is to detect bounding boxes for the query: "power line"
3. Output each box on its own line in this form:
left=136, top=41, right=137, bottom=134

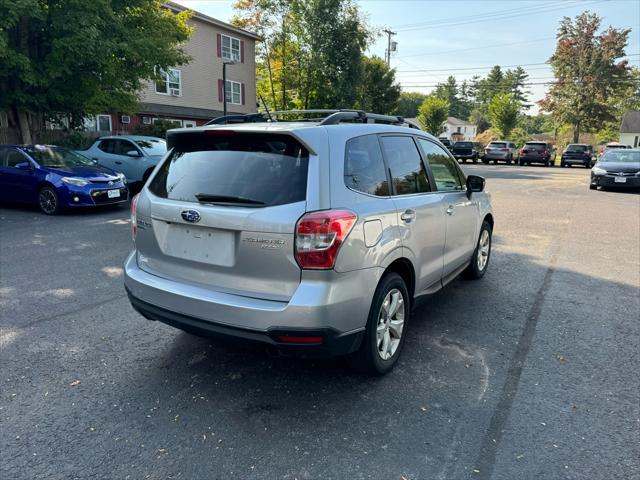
left=400, top=79, right=640, bottom=88
left=395, top=37, right=556, bottom=60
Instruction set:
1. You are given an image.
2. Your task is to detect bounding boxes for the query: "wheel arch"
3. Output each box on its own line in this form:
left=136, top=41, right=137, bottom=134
left=483, top=213, right=494, bottom=230
left=383, top=258, right=416, bottom=303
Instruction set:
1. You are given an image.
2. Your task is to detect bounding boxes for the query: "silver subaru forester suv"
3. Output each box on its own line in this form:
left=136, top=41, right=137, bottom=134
left=124, top=111, right=494, bottom=375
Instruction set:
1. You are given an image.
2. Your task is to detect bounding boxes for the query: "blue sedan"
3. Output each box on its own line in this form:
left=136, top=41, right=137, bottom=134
left=0, top=145, right=128, bottom=214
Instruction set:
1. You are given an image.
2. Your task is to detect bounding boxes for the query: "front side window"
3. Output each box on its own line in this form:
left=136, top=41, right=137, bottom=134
left=221, top=35, right=241, bottom=61
left=155, top=68, right=181, bottom=95
left=3, top=149, right=29, bottom=168
left=344, top=135, right=389, bottom=196
left=149, top=132, right=309, bottom=208
left=379, top=136, right=430, bottom=195
left=135, top=138, right=167, bottom=156
left=225, top=80, right=241, bottom=104
left=417, top=138, right=464, bottom=192
left=113, top=140, right=139, bottom=156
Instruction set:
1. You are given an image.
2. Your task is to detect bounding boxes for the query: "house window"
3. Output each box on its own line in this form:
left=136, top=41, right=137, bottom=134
left=221, top=35, right=241, bottom=61
left=183, top=120, right=196, bottom=128
left=225, top=80, right=241, bottom=105
left=96, top=114, right=112, bottom=132
left=155, top=68, right=182, bottom=95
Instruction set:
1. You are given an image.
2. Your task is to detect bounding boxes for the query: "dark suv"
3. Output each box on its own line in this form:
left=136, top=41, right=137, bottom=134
left=561, top=144, right=594, bottom=168
left=451, top=141, right=482, bottom=163
left=519, top=142, right=556, bottom=167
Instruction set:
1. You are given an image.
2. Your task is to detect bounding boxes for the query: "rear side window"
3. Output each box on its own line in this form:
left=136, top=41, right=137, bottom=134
left=417, top=138, right=464, bottom=192
left=98, top=139, right=115, bottom=153
left=149, top=132, right=309, bottom=207
left=379, top=136, right=430, bottom=195
left=344, top=134, right=389, bottom=196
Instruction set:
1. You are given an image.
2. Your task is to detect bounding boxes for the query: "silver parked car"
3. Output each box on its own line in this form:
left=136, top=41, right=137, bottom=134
left=80, top=135, right=167, bottom=186
left=482, top=140, right=519, bottom=164
left=124, top=111, right=494, bottom=374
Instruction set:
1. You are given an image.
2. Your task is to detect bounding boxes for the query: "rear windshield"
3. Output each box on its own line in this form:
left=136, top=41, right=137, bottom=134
left=149, top=132, right=309, bottom=207
left=566, top=144, right=589, bottom=152
left=488, top=142, right=506, bottom=148
left=525, top=143, right=547, bottom=150
left=454, top=142, right=472, bottom=148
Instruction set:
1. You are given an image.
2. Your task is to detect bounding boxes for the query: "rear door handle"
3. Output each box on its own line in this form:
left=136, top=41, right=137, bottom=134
left=446, top=204, right=455, bottom=215
left=400, top=209, right=416, bottom=223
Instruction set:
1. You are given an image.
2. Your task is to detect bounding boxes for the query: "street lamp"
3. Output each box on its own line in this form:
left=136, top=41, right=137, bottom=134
left=222, top=59, right=238, bottom=118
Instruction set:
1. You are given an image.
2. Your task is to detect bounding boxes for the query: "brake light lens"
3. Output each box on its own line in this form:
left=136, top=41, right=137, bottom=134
left=277, top=335, right=324, bottom=344
left=130, top=193, right=139, bottom=241
left=501, top=148, right=509, bottom=152
left=295, top=210, right=357, bottom=269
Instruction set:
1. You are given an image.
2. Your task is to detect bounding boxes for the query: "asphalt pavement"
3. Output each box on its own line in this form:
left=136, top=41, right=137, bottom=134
left=1, top=165, right=639, bottom=480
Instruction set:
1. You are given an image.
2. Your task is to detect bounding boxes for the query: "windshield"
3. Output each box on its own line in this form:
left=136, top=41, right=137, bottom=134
left=600, top=150, right=640, bottom=163
left=566, top=144, right=589, bottom=152
left=149, top=132, right=309, bottom=207
left=454, top=142, right=472, bottom=148
left=488, top=142, right=506, bottom=148
left=135, top=138, right=166, bottom=156
left=26, top=147, right=94, bottom=167
left=525, top=143, right=547, bottom=150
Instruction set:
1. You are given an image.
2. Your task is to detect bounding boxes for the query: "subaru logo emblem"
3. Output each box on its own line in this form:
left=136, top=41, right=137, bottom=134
left=181, top=209, right=201, bottom=223
left=108, top=180, right=114, bottom=185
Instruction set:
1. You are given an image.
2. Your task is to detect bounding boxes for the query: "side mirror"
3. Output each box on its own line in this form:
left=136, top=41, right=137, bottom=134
left=15, top=162, right=32, bottom=171
left=466, top=174, right=485, bottom=198
left=126, top=150, right=142, bottom=157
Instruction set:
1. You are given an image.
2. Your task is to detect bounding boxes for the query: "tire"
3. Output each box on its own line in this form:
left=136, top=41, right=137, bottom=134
left=589, top=184, right=597, bottom=190
left=463, top=220, right=492, bottom=280
left=482, top=159, right=489, bottom=165
left=38, top=186, right=61, bottom=215
left=349, top=272, right=410, bottom=375
left=561, top=161, right=566, bottom=168
left=473, top=155, right=478, bottom=164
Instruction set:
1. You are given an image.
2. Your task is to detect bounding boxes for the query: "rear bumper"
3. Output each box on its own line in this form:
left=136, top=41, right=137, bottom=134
left=484, top=152, right=510, bottom=160
left=562, top=156, right=590, bottom=164
left=454, top=153, right=476, bottom=159
left=123, top=251, right=379, bottom=357
left=520, top=155, right=550, bottom=163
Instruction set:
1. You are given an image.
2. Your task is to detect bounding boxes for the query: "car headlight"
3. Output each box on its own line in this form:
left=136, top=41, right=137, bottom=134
left=117, top=172, right=126, bottom=183
left=591, top=166, right=607, bottom=175
left=61, top=177, right=89, bottom=187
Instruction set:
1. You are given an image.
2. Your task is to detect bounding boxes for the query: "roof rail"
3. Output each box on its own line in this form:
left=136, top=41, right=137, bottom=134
left=319, top=110, right=420, bottom=129
left=204, top=113, right=268, bottom=125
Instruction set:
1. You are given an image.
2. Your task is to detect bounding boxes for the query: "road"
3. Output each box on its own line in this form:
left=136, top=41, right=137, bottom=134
left=1, top=165, right=639, bottom=480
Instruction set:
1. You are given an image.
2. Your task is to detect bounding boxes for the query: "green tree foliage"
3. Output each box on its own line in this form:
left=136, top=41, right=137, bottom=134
left=0, top=0, right=192, bottom=143
left=488, top=93, right=520, bottom=138
left=355, top=56, right=401, bottom=114
left=417, top=96, right=449, bottom=136
left=433, top=76, right=473, bottom=120
left=396, top=92, right=426, bottom=118
left=539, top=12, right=631, bottom=142
left=233, top=0, right=375, bottom=111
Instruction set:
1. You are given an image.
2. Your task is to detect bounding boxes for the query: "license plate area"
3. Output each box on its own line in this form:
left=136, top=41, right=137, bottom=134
left=107, top=189, right=120, bottom=198
left=155, top=222, right=236, bottom=266
left=614, top=176, right=627, bottom=183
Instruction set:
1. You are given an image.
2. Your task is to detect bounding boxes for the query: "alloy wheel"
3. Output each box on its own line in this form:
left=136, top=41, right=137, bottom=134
left=39, top=189, right=57, bottom=214
left=376, top=288, right=405, bottom=360
left=477, top=229, right=491, bottom=271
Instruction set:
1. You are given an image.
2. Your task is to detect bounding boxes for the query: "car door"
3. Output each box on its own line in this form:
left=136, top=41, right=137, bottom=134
left=0, top=148, right=37, bottom=202
left=92, top=139, right=118, bottom=170
left=378, top=135, right=446, bottom=293
left=112, top=138, right=143, bottom=181
left=416, top=138, right=479, bottom=278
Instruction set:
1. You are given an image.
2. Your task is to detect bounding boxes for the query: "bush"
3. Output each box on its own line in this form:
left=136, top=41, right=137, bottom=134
left=133, top=119, right=182, bottom=139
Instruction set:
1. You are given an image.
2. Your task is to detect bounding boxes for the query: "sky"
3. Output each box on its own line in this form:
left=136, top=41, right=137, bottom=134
left=175, top=0, right=640, bottom=114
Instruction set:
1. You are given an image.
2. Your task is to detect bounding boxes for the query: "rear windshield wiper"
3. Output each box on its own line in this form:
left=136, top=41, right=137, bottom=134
left=195, top=193, right=265, bottom=206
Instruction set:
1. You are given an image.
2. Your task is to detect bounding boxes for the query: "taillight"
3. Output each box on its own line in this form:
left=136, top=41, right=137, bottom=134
left=295, top=210, right=357, bottom=269
left=501, top=148, right=509, bottom=152
left=130, top=193, right=139, bottom=240
left=543, top=149, right=549, bottom=155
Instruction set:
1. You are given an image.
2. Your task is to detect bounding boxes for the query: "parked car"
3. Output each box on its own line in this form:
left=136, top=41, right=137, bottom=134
left=590, top=148, right=640, bottom=191
left=124, top=111, right=494, bottom=375
left=482, top=141, right=519, bottom=164
left=80, top=135, right=166, bottom=187
left=519, top=141, right=556, bottom=167
left=451, top=141, right=482, bottom=163
left=0, top=145, right=127, bottom=214
left=438, top=137, right=452, bottom=150
left=599, top=142, right=630, bottom=157
left=560, top=144, right=594, bottom=168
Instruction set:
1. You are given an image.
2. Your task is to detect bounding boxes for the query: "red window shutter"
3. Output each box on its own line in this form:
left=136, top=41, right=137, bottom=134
left=216, top=33, right=222, bottom=58
left=218, top=79, right=223, bottom=102
left=240, top=40, right=245, bottom=63
left=241, top=83, right=245, bottom=105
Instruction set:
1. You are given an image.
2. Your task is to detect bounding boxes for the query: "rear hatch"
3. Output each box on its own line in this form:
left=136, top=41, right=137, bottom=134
left=134, top=130, right=310, bottom=301
left=563, top=145, right=589, bottom=159
left=452, top=142, right=473, bottom=155
left=522, top=143, right=546, bottom=155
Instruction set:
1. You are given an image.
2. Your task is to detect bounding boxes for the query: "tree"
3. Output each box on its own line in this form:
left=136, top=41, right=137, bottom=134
left=434, top=76, right=460, bottom=118
left=503, top=67, right=531, bottom=109
left=417, top=96, right=449, bottom=136
left=488, top=93, right=520, bottom=138
left=539, top=12, right=631, bottom=142
left=355, top=56, right=401, bottom=114
left=0, top=0, right=192, bottom=143
left=397, top=92, right=426, bottom=118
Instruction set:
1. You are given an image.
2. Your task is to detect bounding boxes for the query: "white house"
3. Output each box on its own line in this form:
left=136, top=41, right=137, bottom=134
left=441, top=117, right=477, bottom=141
left=620, top=111, right=640, bottom=148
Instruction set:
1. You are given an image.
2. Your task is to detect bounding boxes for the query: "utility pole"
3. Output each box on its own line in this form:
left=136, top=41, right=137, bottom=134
left=383, top=29, right=396, bottom=66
